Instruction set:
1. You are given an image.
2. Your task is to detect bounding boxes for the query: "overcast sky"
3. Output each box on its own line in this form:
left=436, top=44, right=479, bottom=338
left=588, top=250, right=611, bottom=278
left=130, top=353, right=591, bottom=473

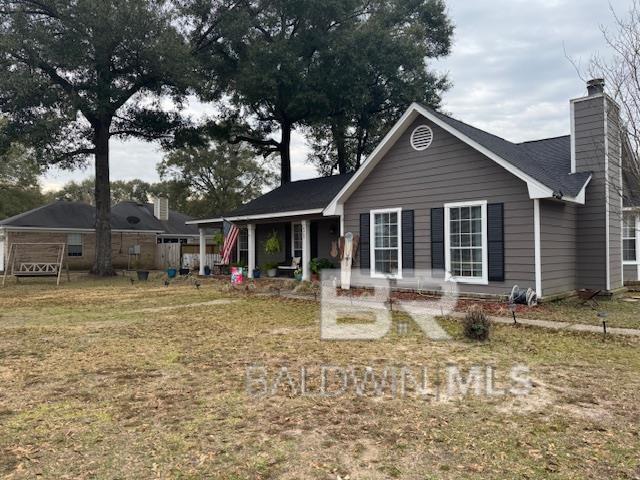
left=41, top=0, right=631, bottom=191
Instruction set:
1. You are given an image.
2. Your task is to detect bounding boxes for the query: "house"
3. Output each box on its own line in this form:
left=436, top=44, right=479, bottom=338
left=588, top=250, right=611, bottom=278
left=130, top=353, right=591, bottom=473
left=0, top=198, right=201, bottom=272
left=191, top=78, right=640, bottom=299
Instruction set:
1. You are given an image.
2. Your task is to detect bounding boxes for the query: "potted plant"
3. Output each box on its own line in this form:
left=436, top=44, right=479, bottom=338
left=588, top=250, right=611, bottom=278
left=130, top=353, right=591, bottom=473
left=294, top=267, right=303, bottom=281
left=134, top=257, right=149, bottom=281
left=310, top=258, right=333, bottom=281
left=264, top=230, right=281, bottom=255
left=166, top=259, right=178, bottom=279
left=263, top=262, right=278, bottom=278
left=253, top=266, right=261, bottom=278
left=212, top=231, right=224, bottom=249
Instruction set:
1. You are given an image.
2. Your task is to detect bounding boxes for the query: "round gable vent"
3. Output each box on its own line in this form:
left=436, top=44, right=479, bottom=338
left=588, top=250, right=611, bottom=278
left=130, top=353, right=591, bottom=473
left=410, top=125, right=433, bottom=151
left=126, top=216, right=141, bottom=225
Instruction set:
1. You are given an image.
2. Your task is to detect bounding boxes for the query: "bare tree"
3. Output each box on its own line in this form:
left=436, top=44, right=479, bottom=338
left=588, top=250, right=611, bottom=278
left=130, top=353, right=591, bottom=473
left=588, top=1, right=640, bottom=207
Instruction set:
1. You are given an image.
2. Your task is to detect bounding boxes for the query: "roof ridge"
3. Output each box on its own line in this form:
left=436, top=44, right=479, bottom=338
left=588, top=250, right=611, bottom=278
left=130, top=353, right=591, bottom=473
left=518, top=135, right=570, bottom=144
left=421, top=105, right=516, bottom=146
left=279, top=172, right=354, bottom=186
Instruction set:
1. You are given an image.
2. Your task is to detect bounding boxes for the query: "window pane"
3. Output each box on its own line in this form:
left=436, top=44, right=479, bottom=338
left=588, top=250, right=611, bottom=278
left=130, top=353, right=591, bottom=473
left=448, top=204, right=484, bottom=279
left=373, top=211, right=400, bottom=275
left=624, top=239, right=636, bottom=262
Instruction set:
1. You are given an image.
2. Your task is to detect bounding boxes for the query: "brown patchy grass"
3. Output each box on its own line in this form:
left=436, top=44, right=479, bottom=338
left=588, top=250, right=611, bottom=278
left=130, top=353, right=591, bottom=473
left=0, top=277, right=639, bottom=479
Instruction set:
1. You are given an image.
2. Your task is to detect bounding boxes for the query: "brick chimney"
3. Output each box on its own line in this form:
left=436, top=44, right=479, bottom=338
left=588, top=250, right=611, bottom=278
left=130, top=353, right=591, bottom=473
left=571, top=79, right=623, bottom=291
left=153, top=197, right=169, bottom=221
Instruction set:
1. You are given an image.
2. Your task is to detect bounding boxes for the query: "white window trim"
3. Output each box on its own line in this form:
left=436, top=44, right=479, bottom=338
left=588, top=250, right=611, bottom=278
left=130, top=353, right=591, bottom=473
left=67, top=233, right=83, bottom=257
left=291, top=222, right=303, bottom=258
left=237, top=227, right=248, bottom=261
left=444, top=200, right=489, bottom=285
left=370, top=207, right=403, bottom=280
left=623, top=213, right=640, bottom=265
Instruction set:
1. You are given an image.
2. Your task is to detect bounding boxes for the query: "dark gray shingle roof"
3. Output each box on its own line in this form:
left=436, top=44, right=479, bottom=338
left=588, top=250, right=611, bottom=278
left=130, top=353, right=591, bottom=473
left=112, top=202, right=198, bottom=235
left=425, top=107, right=592, bottom=197
left=226, top=174, right=354, bottom=217
left=0, top=200, right=198, bottom=235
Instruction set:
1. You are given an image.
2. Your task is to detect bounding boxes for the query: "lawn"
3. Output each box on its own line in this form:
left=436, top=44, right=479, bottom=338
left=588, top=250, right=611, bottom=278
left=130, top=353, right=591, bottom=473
left=451, top=294, right=640, bottom=330
left=1, top=276, right=639, bottom=479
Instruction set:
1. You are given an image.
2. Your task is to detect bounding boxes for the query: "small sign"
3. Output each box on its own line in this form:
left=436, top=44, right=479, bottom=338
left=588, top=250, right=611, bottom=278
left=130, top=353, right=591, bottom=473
left=231, top=266, right=244, bottom=285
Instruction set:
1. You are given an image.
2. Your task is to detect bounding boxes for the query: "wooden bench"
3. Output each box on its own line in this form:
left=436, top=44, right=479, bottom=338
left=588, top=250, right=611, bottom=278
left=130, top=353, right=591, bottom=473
left=14, top=263, right=60, bottom=277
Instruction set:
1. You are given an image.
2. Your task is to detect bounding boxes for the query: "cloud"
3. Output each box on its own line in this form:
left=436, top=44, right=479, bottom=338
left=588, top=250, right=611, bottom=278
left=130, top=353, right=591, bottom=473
left=42, top=0, right=629, bottom=190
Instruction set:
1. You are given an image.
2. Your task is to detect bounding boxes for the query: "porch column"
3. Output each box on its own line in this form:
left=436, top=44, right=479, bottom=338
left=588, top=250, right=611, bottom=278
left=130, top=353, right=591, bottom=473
left=199, top=228, right=206, bottom=276
left=247, top=223, right=256, bottom=279
left=302, top=220, right=311, bottom=281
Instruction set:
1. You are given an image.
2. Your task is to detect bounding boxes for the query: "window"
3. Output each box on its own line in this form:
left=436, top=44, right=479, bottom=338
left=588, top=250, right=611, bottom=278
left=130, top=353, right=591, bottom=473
left=67, top=233, right=83, bottom=257
left=237, top=227, right=248, bottom=265
left=623, top=213, right=638, bottom=263
left=292, top=223, right=303, bottom=259
left=370, top=208, right=402, bottom=278
left=445, top=201, right=488, bottom=284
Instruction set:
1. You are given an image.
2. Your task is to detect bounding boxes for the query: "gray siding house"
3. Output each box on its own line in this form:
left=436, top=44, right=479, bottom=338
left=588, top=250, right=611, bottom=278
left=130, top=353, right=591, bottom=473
left=190, top=79, right=640, bottom=299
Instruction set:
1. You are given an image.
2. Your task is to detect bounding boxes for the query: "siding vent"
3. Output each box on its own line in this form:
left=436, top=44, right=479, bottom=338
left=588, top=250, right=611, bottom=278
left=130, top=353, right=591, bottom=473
left=410, top=125, right=433, bottom=151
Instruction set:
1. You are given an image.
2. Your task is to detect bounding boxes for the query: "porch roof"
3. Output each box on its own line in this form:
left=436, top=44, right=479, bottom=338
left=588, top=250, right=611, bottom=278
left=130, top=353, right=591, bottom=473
left=187, top=173, right=352, bottom=225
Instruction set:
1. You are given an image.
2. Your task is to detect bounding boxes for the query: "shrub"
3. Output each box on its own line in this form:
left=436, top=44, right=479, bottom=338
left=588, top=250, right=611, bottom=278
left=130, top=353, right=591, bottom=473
left=462, top=307, right=491, bottom=341
left=310, top=257, right=334, bottom=274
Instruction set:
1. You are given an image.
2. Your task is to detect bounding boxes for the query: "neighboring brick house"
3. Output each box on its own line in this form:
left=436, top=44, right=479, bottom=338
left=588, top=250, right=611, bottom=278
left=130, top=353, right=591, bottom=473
left=0, top=199, right=199, bottom=271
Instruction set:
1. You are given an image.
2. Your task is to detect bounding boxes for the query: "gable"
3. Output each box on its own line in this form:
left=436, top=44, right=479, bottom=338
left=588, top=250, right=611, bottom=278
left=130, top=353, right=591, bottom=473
left=325, top=103, right=591, bottom=215
left=346, top=118, right=532, bottom=208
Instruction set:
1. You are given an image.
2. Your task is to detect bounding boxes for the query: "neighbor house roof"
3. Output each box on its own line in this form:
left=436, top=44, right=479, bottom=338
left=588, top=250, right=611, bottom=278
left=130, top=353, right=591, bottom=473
left=112, top=202, right=199, bottom=235
left=0, top=200, right=198, bottom=235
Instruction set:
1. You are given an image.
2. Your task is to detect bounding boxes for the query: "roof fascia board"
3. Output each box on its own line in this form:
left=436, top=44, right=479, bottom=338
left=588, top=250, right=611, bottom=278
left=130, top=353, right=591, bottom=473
left=226, top=208, right=324, bottom=222
left=185, top=218, right=224, bottom=225
left=157, top=233, right=199, bottom=237
left=187, top=209, right=325, bottom=225
left=324, top=103, right=555, bottom=215
left=1, top=226, right=164, bottom=234
left=562, top=174, right=592, bottom=205
left=324, top=107, right=421, bottom=215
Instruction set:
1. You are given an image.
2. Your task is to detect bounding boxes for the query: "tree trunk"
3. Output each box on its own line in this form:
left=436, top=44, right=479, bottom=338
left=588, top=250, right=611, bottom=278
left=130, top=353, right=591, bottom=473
left=92, top=121, right=115, bottom=276
left=280, top=122, right=292, bottom=185
left=331, top=119, right=348, bottom=174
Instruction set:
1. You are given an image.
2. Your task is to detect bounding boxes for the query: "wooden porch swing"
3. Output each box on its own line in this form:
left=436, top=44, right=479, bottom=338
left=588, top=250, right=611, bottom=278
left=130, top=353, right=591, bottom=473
left=1, top=243, right=69, bottom=287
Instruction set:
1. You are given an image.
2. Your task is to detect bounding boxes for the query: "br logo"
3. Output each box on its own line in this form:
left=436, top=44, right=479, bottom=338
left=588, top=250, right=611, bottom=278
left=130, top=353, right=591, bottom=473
left=319, top=269, right=458, bottom=341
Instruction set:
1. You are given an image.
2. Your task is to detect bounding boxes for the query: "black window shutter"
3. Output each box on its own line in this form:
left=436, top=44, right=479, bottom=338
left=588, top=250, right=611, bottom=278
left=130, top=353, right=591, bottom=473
left=402, top=210, right=414, bottom=274
left=310, top=221, right=318, bottom=259
left=284, top=223, right=292, bottom=260
left=359, top=213, right=370, bottom=271
left=431, top=208, right=445, bottom=277
left=487, top=203, right=505, bottom=282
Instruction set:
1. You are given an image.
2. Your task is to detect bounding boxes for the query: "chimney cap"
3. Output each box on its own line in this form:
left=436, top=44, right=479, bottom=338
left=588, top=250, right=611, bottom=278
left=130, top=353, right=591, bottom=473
left=587, top=78, right=605, bottom=96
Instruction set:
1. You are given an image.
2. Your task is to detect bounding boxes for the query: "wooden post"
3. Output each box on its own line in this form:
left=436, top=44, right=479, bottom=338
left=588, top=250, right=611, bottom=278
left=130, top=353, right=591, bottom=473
left=56, top=243, right=64, bottom=286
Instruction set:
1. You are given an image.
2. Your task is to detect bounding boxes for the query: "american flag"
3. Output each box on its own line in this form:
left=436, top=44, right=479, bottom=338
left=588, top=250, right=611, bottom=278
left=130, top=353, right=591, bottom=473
left=221, top=220, right=239, bottom=265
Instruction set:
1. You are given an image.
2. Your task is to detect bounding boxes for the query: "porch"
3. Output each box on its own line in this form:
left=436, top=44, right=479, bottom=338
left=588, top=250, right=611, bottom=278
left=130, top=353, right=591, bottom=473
left=191, top=215, right=341, bottom=281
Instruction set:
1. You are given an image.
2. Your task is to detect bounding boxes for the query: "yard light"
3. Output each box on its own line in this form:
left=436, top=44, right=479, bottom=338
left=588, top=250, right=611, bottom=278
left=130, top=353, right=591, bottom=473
left=508, top=302, right=517, bottom=325
left=597, top=311, right=608, bottom=340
